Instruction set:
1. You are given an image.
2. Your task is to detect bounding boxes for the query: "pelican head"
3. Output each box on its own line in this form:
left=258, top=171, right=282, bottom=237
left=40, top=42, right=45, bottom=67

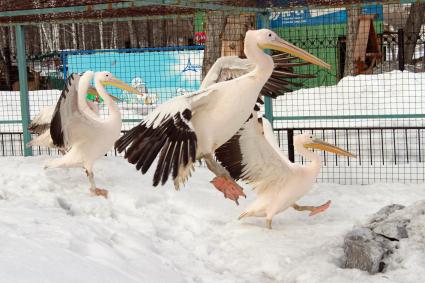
left=297, top=133, right=356, bottom=157
left=250, top=29, right=331, bottom=69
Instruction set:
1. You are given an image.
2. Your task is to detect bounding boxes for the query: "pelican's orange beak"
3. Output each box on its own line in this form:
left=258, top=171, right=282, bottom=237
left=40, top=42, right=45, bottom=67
left=304, top=139, right=356, bottom=158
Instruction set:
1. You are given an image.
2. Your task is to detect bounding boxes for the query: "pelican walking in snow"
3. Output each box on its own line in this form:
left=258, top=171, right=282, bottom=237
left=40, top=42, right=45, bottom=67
left=44, top=71, right=142, bottom=198
left=115, top=29, right=330, bottom=204
left=215, top=113, right=355, bottom=229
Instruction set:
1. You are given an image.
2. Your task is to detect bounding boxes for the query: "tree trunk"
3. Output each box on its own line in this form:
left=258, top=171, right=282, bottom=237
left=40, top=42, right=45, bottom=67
left=202, top=11, right=227, bottom=78
left=52, top=24, right=60, bottom=50
left=128, top=21, right=138, bottom=48
left=111, top=22, right=118, bottom=49
left=403, top=2, right=425, bottom=64
left=81, top=24, right=86, bottom=50
left=138, top=20, right=149, bottom=47
left=344, top=6, right=361, bottom=76
left=99, top=22, right=104, bottom=49
left=0, top=27, right=12, bottom=90
left=71, top=23, right=78, bottom=49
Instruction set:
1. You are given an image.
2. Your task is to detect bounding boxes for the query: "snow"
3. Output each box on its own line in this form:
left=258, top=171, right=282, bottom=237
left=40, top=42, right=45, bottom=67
left=274, top=70, right=425, bottom=128
left=0, top=156, right=424, bottom=283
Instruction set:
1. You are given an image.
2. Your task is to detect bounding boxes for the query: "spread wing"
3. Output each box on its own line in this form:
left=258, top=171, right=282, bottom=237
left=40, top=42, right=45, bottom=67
left=215, top=113, right=293, bottom=193
left=115, top=88, right=214, bottom=189
left=201, top=53, right=314, bottom=98
left=28, top=105, right=56, bottom=135
left=50, top=73, right=99, bottom=149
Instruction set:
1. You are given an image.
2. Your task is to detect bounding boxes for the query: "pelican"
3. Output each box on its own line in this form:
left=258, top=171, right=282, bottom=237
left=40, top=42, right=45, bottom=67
left=115, top=29, right=331, bottom=204
left=28, top=87, right=103, bottom=152
left=215, top=113, right=355, bottom=229
left=44, top=71, right=142, bottom=198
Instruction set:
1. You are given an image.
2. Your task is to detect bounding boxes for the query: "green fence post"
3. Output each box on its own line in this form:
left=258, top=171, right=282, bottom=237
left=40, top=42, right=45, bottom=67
left=258, top=11, right=274, bottom=123
left=15, top=25, right=32, bottom=156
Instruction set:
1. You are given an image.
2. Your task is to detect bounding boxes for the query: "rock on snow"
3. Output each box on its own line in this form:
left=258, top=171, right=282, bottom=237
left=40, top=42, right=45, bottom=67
left=343, top=202, right=425, bottom=276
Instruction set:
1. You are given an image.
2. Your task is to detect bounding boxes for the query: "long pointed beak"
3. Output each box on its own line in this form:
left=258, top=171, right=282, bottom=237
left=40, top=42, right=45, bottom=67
left=304, top=139, right=356, bottom=158
left=262, top=38, right=331, bottom=70
left=102, top=78, right=144, bottom=97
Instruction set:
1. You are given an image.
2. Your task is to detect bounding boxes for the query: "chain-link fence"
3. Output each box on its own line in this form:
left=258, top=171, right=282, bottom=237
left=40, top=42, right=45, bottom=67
left=0, top=0, right=423, bottom=184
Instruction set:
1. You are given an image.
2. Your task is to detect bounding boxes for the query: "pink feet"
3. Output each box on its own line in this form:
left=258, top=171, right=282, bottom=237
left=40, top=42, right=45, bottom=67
left=210, top=176, right=246, bottom=205
left=91, top=188, right=109, bottom=199
left=309, top=200, right=331, bottom=216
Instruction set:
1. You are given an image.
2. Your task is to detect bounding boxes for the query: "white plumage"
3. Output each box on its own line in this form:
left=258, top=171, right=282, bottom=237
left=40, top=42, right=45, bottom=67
left=41, top=71, right=141, bottom=197
left=28, top=98, right=99, bottom=151
left=216, top=113, right=355, bottom=229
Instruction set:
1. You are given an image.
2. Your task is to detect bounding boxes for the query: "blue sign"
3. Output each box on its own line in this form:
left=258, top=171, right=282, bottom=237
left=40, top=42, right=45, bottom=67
left=64, top=47, right=204, bottom=103
left=270, top=4, right=383, bottom=28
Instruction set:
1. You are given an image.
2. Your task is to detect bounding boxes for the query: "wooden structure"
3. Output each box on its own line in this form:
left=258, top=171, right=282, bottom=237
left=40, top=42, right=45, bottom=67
left=353, top=14, right=381, bottom=74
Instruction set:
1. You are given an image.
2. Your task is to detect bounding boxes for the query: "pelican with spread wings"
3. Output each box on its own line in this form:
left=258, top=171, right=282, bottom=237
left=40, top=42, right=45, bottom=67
left=115, top=29, right=330, bottom=204
left=43, top=71, right=142, bottom=197
left=215, top=113, right=355, bottom=229
left=28, top=87, right=104, bottom=153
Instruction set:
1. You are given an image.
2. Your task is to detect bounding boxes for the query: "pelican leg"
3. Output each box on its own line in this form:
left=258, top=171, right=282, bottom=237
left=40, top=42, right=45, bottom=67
left=266, top=219, right=273, bottom=229
left=85, top=169, right=108, bottom=198
left=203, top=154, right=246, bottom=205
left=292, top=200, right=331, bottom=216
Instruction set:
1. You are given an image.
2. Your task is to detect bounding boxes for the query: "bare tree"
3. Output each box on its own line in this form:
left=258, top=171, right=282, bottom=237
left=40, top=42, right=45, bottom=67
left=71, top=23, right=78, bottom=49
left=202, top=11, right=226, bottom=78
left=128, top=21, right=138, bottom=48
left=344, top=6, right=361, bottom=76
left=99, top=22, right=104, bottom=49
left=403, top=2, right=425, bottom=64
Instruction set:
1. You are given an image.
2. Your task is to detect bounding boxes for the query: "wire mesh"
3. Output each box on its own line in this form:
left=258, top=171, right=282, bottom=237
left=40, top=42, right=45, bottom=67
left=269, top=2, right=425, bottom=128
left=0, top=1, right=423, bottom=184
left=274, top=127, right=425, bottom=184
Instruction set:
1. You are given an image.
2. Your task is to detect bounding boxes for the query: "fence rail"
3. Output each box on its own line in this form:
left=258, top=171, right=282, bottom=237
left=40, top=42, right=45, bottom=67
left=1, top=126, right=423, bottom=184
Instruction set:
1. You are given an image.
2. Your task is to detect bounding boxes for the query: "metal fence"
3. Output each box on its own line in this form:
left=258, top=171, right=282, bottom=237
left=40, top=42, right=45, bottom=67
left=0, top=0, right=424, bottom=184
left=275, top=127, right=425, bottom=184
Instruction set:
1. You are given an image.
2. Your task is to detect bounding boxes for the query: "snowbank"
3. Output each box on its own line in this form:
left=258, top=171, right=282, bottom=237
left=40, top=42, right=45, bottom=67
left=0, top=156, right=424, bottom=283
left=274, top=70, right=425, bottom=128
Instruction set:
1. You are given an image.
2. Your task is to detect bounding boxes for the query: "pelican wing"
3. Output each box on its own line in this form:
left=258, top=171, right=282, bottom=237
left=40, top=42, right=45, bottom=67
left=115, top=88, right=213, bottom=189
left=28, top=105, right=56, bottom=135
left=201, top=53, right=315, bottom=98
left=215, top=113, right=293, bottom=193
left=50, top=73, right=99, bottom=148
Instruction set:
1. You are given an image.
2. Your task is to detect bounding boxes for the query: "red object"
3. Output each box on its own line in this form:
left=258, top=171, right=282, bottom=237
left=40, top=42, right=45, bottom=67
left=194, top=32, right=206, bottom=45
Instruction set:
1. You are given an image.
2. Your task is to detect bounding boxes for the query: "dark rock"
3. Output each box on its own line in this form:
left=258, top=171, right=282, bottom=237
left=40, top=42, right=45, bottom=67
left=373, top=218, right=409, bottom=241
left=343, top=228, right=393, bottom=274
left=367, top=204, right=405, bottom=229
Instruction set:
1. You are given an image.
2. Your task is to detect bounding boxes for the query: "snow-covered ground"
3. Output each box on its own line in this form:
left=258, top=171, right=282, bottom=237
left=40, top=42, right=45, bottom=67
left=0, top=156, right=424, bottom=283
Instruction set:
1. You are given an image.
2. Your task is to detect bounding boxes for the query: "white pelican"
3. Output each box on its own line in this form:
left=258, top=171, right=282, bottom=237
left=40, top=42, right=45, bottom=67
left=115, top=29, right=331, bottom=204
left=44, top=71, right=142, bottom=198
left=28, top=87, right=102, bottom=152
left=215, top=113, right=355, bottom=229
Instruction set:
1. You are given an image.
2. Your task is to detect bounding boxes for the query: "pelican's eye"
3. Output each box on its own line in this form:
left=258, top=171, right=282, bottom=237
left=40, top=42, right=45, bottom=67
left=268, top=33, right=272, bottom=37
